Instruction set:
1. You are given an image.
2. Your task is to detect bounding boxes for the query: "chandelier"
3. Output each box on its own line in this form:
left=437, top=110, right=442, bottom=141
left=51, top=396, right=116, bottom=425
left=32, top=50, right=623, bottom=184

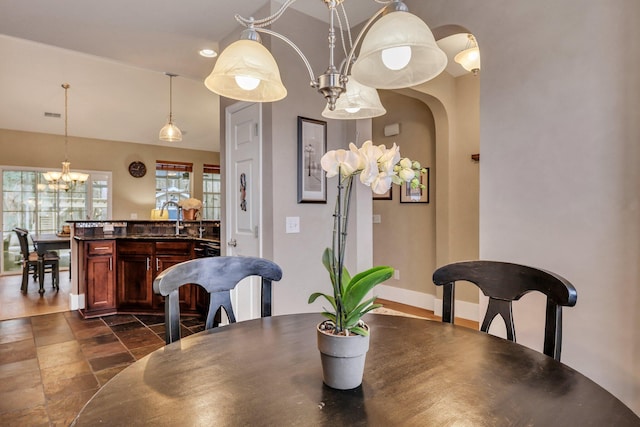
left=159, top=73, right=182, bottom=142
left=205, top=0, right=447, bottom=120
left=43, top=84, right=89, bottom=191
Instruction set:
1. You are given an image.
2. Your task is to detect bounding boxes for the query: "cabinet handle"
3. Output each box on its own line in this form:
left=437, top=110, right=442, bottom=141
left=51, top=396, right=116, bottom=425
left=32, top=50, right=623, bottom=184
left=109, top=256, right=112, bottom=271
left=93, top=246, right=111, bottom=250
left=146, top=257, right=150, bottom=271
left=156, top=257, right=160, bottom=271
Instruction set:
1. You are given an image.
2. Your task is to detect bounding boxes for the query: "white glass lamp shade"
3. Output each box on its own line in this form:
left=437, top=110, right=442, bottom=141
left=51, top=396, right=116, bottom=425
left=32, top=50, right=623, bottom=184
left=204, top=39, right=287, bottom=103
left=454, top=46, right=481, bottom=74
left=322, top=77, right=386, bottom=120
left=352, top=11, right=447, bottom=89
left=159, top=121, right=182, bottom=142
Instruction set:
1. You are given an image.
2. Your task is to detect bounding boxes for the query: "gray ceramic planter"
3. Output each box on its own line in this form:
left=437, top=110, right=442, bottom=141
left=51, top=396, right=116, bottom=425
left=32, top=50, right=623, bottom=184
left=316, top=322, right=370, bottom=390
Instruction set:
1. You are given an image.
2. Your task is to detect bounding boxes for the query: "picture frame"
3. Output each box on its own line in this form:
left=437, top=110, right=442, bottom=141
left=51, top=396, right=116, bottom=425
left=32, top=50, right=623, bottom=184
left=297, top=116, right=327, bottom=203
left=373, top=186, right=392, bottom=200
left=400, top=167, right=429, bottom=203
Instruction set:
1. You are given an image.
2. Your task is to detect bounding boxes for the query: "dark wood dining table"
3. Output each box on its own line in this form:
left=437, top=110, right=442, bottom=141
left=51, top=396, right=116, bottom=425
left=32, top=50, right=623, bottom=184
left=71, top=313, right=640, bottom=426
left=32, top=233, right=70, bottom=293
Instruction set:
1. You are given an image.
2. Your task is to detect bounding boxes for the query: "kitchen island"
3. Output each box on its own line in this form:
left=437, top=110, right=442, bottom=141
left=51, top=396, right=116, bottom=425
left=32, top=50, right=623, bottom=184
left=69, top=220, right=220, bottom=318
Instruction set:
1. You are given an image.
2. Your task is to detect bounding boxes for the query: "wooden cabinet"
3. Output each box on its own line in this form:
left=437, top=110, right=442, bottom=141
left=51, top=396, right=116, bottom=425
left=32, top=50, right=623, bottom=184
left=81, top=240, right=116, bottom=318
left=116, top=239, right=194, bottom=314
left=154, top=241, right=195, bottom=311
left=78, top=237, right=198, bottom=318
left=117, top=241, right=155, bottom=311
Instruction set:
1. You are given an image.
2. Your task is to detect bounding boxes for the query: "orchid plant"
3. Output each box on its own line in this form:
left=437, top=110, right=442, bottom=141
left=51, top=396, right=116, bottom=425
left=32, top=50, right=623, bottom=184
left=308, top=141, right=427, bottom=336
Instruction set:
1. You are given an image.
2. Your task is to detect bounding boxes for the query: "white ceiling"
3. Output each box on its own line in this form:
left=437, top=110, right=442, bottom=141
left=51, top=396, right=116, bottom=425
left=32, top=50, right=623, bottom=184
left=0, top=0, right=471, bottom=153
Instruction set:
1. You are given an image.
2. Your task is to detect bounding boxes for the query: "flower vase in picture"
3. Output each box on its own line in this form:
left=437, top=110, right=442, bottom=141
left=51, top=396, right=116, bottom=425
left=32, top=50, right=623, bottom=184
left=309, top=140, right=427, bottom=390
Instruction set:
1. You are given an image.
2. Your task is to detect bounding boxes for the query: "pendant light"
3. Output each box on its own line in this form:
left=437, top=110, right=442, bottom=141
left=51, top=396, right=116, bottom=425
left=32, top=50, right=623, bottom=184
left=454, top=34, right=481, bottom=75
left=43, top=83, right=89, bottom=191
left=322, top=76, right=386, bottom=120
left=159, top=73, right=182, bottom=142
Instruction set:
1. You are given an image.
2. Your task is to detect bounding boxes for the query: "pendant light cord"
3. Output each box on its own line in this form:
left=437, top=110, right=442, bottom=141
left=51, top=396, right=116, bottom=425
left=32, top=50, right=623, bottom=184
left=62, top=83, right=70, bottom=162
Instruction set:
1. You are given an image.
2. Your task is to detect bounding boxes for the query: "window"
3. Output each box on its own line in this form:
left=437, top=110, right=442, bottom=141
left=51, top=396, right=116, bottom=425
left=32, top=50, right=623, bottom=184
left=203, top=164, right=221, bottom=220
left=155, top=161, right=192, bottom=219
left=1, top=168, right=112, bottom=274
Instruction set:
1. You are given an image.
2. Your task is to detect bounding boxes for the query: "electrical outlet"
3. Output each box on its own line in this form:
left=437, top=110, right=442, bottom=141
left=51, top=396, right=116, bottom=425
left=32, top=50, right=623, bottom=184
left=372, top=214, right=381, bottom=223
left=394, top=269, right=400, bottom=280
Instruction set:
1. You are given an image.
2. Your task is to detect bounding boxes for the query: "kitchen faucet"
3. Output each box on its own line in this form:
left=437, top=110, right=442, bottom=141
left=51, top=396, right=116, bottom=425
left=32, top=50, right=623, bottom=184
left=160, top=201, right=183, bottom=235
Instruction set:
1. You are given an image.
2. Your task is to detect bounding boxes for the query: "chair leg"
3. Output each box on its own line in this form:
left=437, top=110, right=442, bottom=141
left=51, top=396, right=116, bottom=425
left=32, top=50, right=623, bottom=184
left=21, top=265, right=29, bottom=293
left=53, top=263, right=59, bottom=291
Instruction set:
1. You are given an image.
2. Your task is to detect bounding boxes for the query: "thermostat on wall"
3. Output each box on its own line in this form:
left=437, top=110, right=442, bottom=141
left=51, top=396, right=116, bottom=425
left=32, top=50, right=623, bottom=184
left=384, top=123, right=400, bottom=137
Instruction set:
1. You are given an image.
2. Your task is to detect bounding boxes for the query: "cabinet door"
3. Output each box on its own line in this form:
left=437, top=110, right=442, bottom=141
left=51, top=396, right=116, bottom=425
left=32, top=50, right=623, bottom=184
left=86, top=255, right=115, bottom=311
left=117, top=253, right=154, bottom=310
left=155, top=254, right=195, bottom=311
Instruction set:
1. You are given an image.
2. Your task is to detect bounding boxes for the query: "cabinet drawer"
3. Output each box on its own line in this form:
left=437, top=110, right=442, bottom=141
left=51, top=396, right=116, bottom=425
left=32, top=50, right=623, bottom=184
left=155, top=241, right=192, bottom=255
left=118, top=241, right=153, bottom=255
left=87, top=241, right=115, bottom=255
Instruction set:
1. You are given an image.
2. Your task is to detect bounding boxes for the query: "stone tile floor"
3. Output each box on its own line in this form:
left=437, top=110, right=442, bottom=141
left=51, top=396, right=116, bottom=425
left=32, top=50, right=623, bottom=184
left=0, top=311, right=205, bottom=426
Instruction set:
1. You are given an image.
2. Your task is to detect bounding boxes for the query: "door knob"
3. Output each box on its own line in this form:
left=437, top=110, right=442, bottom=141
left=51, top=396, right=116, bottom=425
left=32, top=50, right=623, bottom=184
left=228, top=239, right=237, bottom=247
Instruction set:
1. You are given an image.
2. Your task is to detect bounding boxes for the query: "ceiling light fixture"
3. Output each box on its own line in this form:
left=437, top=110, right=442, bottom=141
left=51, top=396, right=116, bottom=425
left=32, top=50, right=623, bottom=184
left=199, top=48, right=218, bottom=58
left=322, top=76, right=386, bottom=119
left=159, top=73, right=182, bottom=142
left=205, top=0, right=447, bottom=119
left=454, top=34, right=481, bottom=75
left=43, top=83, right=89, bottom=191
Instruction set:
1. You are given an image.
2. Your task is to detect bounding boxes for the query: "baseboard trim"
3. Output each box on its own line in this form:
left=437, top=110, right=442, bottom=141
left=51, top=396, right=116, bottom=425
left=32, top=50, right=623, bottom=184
left=376, top=285, right=479, bottom=322
left=433, top=297, right=479, bottom=322
left=70, top=293, right=84, bottom=311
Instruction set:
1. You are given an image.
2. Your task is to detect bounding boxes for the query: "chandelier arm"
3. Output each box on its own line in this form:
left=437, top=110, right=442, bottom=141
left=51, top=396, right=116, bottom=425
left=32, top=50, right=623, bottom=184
left=255, top=28, right=317, bottom=86
left=333, top=6, right=349, bottom=60
left=339, top=2, right=354, bottom=54
left=235, top=0, right=298, bottom=29
left=340, top=3, right=390, bottom=77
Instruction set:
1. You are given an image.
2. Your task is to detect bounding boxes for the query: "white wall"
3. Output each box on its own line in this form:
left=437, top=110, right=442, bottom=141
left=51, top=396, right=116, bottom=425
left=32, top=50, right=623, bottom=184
left=407, top=0, right=640, bottom=414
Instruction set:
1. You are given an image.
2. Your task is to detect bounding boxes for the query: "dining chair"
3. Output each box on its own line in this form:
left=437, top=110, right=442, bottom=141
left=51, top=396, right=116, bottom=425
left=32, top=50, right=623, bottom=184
left=153, top=256, right=283, bottom=344
left=432, top=260, right=577, bottom=361
left=13, top=227, right=60, bottom=293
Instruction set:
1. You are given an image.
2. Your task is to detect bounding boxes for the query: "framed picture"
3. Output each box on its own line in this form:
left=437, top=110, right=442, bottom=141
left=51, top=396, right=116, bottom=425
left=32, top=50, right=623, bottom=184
left=400, top=167, right=429, bottom=203
left=297, top=116, right=327, bottom=203
left=373, top=186, right=392, bottom=200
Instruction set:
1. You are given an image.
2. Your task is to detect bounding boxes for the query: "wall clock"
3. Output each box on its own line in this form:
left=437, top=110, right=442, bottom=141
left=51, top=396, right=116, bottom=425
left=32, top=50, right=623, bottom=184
left=128, top=161, right=147, bottom=178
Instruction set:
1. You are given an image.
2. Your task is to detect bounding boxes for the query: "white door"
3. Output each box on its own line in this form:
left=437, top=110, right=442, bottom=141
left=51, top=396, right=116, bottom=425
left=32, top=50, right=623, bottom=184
left=225, top=102, right=262, bottom=321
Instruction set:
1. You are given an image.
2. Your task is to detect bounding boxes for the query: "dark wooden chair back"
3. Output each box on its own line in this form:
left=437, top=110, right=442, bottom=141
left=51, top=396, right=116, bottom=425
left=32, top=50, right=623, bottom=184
left=13, top=227, right=31, bottom=260
left=153, top=256, right=283, bottom=344
left=432, top=260, right=577, bottom=361
left=13, top=227, right=60, bottom=293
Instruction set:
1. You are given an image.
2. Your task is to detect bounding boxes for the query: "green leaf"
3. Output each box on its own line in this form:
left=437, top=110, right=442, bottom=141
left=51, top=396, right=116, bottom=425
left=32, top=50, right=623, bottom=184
left=308, top=292, right=336, bottom=311
left=349, top=325, right=370, bottom=336
left=322, top=248, right=336, bottom=286
left=344, top=298, right=379, bottom=326
left=343, top=266, right=393, bottom=312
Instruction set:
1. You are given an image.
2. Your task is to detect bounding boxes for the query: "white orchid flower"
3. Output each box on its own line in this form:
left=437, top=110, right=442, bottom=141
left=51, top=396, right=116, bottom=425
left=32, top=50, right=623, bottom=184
left=321, top=149, right=360, bottom=178
left=396, top=157, right=416, bottom=182
left=357, top=141, right=384, bottom=185
left=370, top=171, right=393, bottom=194
left=378, top=144, right=400, bottom=174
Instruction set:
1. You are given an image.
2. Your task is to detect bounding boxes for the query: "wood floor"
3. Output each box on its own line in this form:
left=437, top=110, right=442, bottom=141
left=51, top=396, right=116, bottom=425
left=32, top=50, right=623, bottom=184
left=0, top=272, right=71, bottom=321
left=376, top=298, right=479, bottom=330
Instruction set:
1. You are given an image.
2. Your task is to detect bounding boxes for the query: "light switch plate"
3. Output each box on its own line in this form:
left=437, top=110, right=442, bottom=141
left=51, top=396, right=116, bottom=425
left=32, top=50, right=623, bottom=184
left=286, top=216, right=300, bottom=233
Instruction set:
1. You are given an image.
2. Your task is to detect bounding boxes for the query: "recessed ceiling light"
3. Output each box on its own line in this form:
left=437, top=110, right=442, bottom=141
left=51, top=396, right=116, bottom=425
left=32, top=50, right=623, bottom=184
left=199, top=49, right=217, bottom=58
